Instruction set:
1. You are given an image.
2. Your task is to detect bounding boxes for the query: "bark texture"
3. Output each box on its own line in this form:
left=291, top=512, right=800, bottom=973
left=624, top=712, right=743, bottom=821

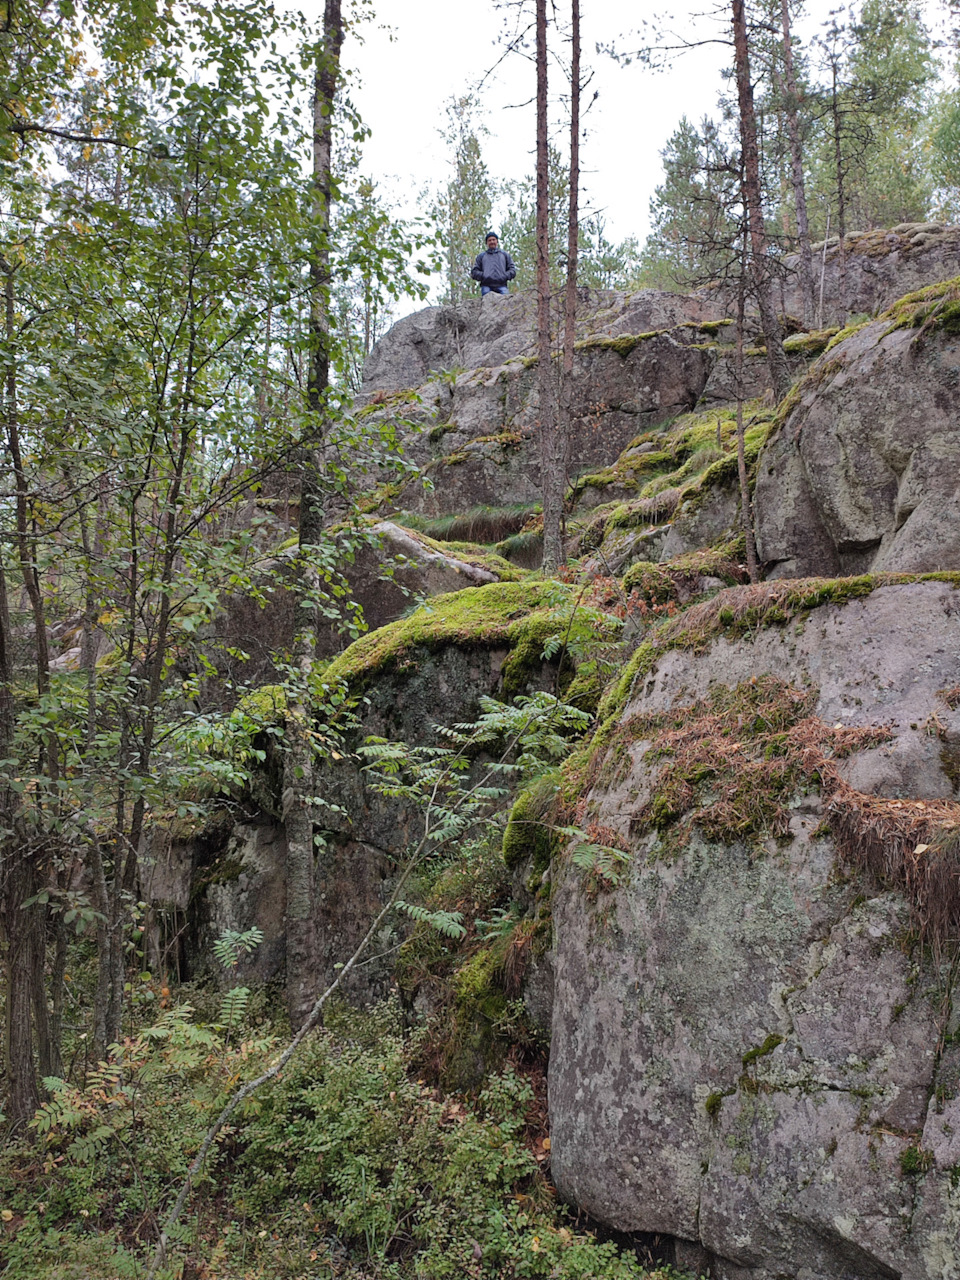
left=731, top=0, right=791, bottom=402
left=536, top=0, right=563, bottom=572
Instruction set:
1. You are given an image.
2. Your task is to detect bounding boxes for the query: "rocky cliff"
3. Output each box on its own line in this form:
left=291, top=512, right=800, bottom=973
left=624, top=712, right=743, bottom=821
left=550, top=577, right=960, bottom=1280
left=154, top=230, right=960, bottom=1280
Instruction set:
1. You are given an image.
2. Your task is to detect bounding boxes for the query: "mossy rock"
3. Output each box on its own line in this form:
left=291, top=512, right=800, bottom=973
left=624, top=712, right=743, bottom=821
left=322, top=580, right=622, bottom=698
left=628, top=539, right=746, bottom=599
left=562, top=572, right=960, bottom=814
left=881, top=274, right=960, bottom=338
left=782, top=327, right=840, bottom=356
left=503, top=769, right=564, bottom=873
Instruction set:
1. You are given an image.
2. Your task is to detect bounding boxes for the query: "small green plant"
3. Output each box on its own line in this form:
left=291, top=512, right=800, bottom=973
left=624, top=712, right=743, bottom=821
left=899, top=1145, right=933, bottom=1177
left=570, top=834, right=632, bottom=892
left=212, top=926, right=264, bottom=1031
left=211, top=926, right=264, bottom=971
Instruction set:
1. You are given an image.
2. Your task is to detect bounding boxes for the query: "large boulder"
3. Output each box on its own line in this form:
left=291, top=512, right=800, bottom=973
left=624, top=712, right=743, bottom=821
left=164, top=581, right=621, bottom=999
left=548, top=577, right=960, bottom=1280
left=778, top=225, right=960, bottom=327
left=360, top=289, right=725, bottom=395
left=206, top=522, right=518, bottom=697
left=755, top=300, right=960, bottom=578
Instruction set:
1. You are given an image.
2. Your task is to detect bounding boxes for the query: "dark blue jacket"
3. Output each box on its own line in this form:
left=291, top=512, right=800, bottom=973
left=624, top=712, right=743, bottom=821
left=471, top=247, right=516, bottom=288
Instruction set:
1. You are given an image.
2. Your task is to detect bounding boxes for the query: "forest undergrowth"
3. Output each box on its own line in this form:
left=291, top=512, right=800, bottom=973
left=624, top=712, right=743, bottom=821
left=0, top=936, right=691, bottom=1280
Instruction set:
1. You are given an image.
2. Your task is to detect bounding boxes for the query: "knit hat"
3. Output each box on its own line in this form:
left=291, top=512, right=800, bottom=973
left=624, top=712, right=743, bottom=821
left=484, top=230, right=498, bottom=242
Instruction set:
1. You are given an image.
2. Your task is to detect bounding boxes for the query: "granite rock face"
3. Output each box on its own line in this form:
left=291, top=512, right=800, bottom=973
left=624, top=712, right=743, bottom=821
left=548, top=580, right=960, bottom=1280
left=360, top=289, right=723, bottom=395
left=385, top=330, right=718, bottom=519
left=755, top=319, right=960, bottom=578
left=777, top=224, right=960, bottom=327
left=359, top=289, right=729, bottom=520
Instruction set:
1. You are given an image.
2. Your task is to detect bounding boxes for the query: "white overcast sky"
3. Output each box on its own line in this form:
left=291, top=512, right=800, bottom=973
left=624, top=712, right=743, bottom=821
left=342, top=0, right=734, bottom=248
left=298, top=0, right=952, bottom=309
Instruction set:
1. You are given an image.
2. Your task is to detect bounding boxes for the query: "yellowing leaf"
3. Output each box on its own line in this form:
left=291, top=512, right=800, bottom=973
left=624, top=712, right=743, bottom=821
left=915, top=843, right=930, bottom=855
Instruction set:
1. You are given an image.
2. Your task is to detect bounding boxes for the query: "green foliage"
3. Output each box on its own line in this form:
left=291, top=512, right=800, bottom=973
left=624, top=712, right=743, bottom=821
left=233, top=1006, right=666, bottom=1278
left=396, top=901, right=468, bottom=939
left=637, top=115, right=738, bottom=289
left=211, top=927, right=265, bottom=971
left=6, top=1006, right=274, bottom=1248
left=569, top=838, right=633, bottom=893
left=360, top=691, right=593, bottom=867
left=431, top=95, right=496, bottom=307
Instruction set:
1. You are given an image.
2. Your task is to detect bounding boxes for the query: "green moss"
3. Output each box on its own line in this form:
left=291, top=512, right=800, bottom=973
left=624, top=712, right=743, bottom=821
left=742, top=1033, right=784, bottom=1067
left=620, top=542, right=747, bottom=607
left=686, top=318, right=735, bottom=336
left=502, top=769, right=563, bottom=873
left=468, top=428, right=524, bottom=449
left=782, top=327, right=840, bottom=356
left=882, top=274, right=960, bottom=334
left=899, top=1145, right=933, bottom=1177
left=678, top=419, right=773, bottom=513
left=822, top=319, right=872, bottom=353
left=563, top=662, right=606, bottom=714
left=190, top=853, right=244, bottom=902
left=621, top=560, right=676, bottom=603
left=235, top=683, right=287, bottom=722
left=569, top=401, right=773, bottom=518
left=499, top=612, right=575, bottom=699
left=323, top=580, right=620, bottom=692
left=357, top=478, right=405, bottom=516
left=392, top=525, right=526, bottom=583
left=435, top=449, right=469, bottom=468
left=428, top=421, right=457, bottom=444
left=357, top=387, right=421, bottom=415
left=432, top=428, right=524, bottom=470
left=574, top=330, right=660, bottom=357
left=453, top=947, right=505, bottom=1016
left=705, top=1090, right=731, bottom=1118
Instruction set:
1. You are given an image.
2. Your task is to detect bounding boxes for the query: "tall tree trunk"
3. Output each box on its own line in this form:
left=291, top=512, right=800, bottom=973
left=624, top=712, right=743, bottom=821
left=830, top=63, right=847, bottom=325
left=300, top=0, right=342, bottom=553
left=286, top=0, right=343, bottom=1030
left=0, top=262, right=39, bottom=1127
left=0, top=559, right=39, bottom=1128
left=731, top=0, right=791, bottom=403
left=537, top=0, right=563, bottom=573
left=557, top=0, right=580, bottom=559
left=779, top=0, right=814, bottom=326
left=735, top=229, right=761, bottom=583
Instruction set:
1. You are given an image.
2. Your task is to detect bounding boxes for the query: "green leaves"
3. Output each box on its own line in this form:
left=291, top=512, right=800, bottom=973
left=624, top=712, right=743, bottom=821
left=395, top=902, right=467, bottom=939
left=212, top=926, right=264, bottom=971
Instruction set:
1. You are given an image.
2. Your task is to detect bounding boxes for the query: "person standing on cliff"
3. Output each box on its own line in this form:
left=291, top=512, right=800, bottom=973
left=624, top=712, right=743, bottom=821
left=470, top=231, right=516, bottom=296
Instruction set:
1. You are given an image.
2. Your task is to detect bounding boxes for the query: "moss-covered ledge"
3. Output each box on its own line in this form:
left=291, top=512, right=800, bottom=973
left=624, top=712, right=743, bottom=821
left=323, top=580, right=622, bottom=698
